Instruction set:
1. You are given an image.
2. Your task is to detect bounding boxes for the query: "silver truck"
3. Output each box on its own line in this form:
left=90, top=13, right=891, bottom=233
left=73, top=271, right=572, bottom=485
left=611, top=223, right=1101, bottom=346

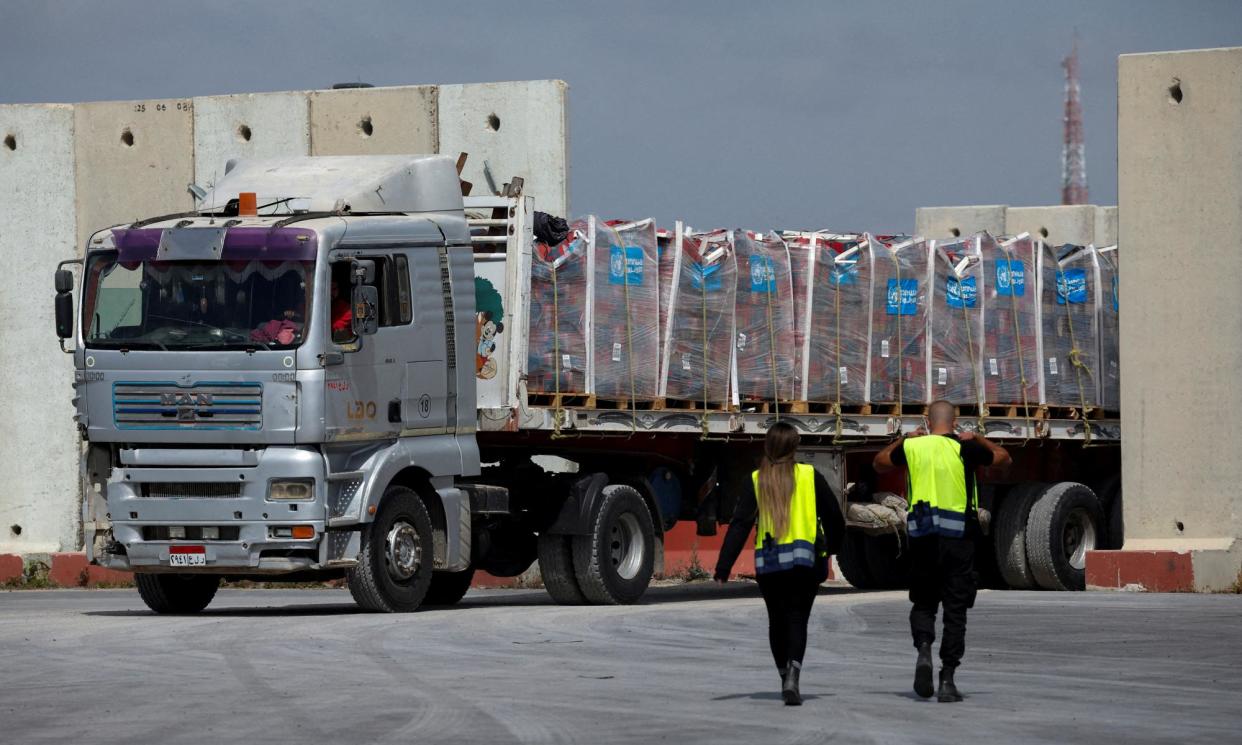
left=53, top=155, right=1120, bottom=613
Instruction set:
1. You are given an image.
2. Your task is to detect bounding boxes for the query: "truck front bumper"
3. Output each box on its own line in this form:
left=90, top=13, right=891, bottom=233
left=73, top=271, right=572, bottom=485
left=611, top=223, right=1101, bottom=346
left=98, top=447, right=357, bottom=574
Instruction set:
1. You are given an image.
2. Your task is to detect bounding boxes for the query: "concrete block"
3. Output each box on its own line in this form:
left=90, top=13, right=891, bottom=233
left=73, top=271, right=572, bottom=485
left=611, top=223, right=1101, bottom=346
left=1086, top=549, right=1194, bottom=592
left=1094, top=205, right=1118, bottom=247
left=439, top=80, right=569, bottom=217
left=1005, top=205, right=1096, bottom=246
left=1117, top=46, right=1242, bottom=588
left=309, top=85, right=437, bottom=156
left=193, top=91, right=310, bottom=193
left=0, top=554, right=22, bottom=583
left=0, top=104, right=81, bottom=555
left=74, top=98, right=196, bottom=250
left=914, top=205, right=1006, bottom=240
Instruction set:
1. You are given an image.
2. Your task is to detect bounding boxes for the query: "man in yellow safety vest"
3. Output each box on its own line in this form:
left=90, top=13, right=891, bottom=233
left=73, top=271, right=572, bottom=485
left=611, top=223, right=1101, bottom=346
left=874, top=400, right=1011, bottom=702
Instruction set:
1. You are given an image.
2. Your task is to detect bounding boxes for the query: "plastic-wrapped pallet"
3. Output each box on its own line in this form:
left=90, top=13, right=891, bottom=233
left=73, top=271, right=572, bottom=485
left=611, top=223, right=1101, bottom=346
left=795, top=232, right=871, bottom=406
left=659, top=229, right=737, bottom=407
left=732, top=231, right=797, bottom=404
left=528, top=218, right=591, bottom=394
left=657, top=225, right=677, bottom=380
left=787, top=234, right=813, bottom=400
left=928, top=235, right=986, bottom=407
left=594, top=218, right=661, bottom=401
left=1036, top=242, right=1102, bottom=409
left=1096, top=244, right=1120, bottom=412
left=867, top=235, right=930, bottom=407
left=982, top=233, right=1041, bottom=410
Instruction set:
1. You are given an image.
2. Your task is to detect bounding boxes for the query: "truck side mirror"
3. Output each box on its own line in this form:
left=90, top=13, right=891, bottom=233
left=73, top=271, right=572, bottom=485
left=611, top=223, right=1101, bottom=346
left=54, top=269, right=75, bottom=340
left=351, top=285, right=379, bottom=336
left=351, top=259, right=376, bottom=286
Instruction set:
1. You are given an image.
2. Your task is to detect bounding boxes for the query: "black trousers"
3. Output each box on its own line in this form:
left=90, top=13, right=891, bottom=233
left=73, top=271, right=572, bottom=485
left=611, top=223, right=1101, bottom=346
left=908, top=533, right=977, bottom=669
left=757, top=566, right=821, bottom=670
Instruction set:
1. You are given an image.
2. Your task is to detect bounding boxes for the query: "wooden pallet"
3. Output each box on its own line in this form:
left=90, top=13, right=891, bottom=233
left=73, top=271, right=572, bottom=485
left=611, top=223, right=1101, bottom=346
left=798, top=401, right=873, bottom=416
left=1041, top=405, right=1108, bottom=421
left=592, top=396, right=663, bottom=411
left=653, top=397, right=732, bottom=412
left=526, top=392, right=595, bottom=409
left=737, top=400, right=806, bottom=414
left=869, top=402, right=930, bottom=417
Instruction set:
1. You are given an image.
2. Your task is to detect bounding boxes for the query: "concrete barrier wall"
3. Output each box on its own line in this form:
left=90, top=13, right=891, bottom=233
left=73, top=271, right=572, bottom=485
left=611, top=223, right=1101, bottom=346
left=914, top=205, right=1006, bottom=240
left=0, top=105, right=81, bottom=554
left=309, top=85, right=438, bottom=156
left=1115, top=46, right=1242, bottom=589
left=1005, top=205, right=1097, bottom=246
left=194, top=92, right=310, bottom=191
left=440, top=81, right=569, bottom=217
left=73, top=99, right=196, bottom=251
left=1094, top=205, right=1118, bottom=246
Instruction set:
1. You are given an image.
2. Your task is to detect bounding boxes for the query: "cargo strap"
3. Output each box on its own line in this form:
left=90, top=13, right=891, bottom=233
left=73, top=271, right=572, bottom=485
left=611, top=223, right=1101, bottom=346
left=1002, top=247, right=1035, bottom=442
left=1057, top=263, right=1095, bottom=445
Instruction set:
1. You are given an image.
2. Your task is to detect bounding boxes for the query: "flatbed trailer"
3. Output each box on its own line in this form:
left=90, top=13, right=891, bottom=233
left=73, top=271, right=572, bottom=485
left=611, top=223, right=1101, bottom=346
left=55, top=156, right=1119, bottom=613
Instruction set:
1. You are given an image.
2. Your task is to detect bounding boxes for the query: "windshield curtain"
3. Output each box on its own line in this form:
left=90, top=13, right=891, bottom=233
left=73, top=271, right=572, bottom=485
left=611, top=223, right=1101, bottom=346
left=83, top=254, right=315, bottom=350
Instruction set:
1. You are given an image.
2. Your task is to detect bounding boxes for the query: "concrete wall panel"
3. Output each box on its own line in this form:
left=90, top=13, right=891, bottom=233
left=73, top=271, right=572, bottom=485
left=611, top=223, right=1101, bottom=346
left=0, top=105, right=80, bottom=553
left=193, top=91, right=310, bottom=192
left=1118, top=47, right=1242, bottom=562
left=1094, top=205, right=1118, bottom=247
left=914, top=205, right=1006, bottom=239
left=1005, top=205, right=1096, bottom=246
left=73, top=99, right=195, bottom=251
left=439, top=80, right=569, bottom=217
left=309, top=86, right=437, bottom=156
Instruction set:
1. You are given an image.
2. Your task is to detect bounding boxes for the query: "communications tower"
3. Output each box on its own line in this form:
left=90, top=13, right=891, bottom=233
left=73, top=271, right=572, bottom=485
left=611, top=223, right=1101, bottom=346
left=1061, top=35, right=1088, bottom=205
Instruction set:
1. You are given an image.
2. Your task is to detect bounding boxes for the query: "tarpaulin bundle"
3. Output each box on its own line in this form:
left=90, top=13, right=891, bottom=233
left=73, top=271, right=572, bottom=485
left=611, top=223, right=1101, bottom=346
left=1036, top=242, right=1102, bottom=410
left=527, top=219, right=590, bottom=395
left=595, top=218, right=660, bottom=401
left=661, top=229, right=736, bottom=406
left=732, top=231, right=797, bottom=403
left=533, top=211, right=570, bottom=247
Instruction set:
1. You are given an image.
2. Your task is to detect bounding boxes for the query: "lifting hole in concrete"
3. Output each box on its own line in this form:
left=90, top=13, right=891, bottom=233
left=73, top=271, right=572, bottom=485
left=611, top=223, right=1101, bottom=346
left=9, top=524, right=21, bottom=537
left=120, top=128, right=135, bottom=147
left=487, top=112, right=501, bottom=131
left=2, top=134, right=14, bottom=151
left=949, top=228, right=961, bottom=238
left=359, top=115, right=374, bottom=138
left=1168, top=78, right=1183, bottom=105
left=1176, top=520, right=1185, bottom=532
left=1039, top=227, right=1049, bottom=238
left=237, top=124, right=252, bottom=142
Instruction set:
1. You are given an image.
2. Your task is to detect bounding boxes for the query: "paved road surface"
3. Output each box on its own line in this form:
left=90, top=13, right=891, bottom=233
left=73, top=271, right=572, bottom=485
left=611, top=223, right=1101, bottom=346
left=1, top=584, right=1239, bottom=744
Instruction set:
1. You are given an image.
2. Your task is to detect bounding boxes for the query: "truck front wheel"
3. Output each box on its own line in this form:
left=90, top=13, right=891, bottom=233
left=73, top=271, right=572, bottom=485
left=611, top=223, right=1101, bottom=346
left=571, top=485, right=655, bottom=604
left=134, top=573, right=220, bottom=614
left=348, top=485, right=435, bottom=612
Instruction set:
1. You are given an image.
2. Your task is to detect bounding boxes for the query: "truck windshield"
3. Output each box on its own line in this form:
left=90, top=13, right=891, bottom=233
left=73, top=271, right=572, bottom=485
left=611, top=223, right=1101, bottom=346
left=82, top=254, right=314, bottom=350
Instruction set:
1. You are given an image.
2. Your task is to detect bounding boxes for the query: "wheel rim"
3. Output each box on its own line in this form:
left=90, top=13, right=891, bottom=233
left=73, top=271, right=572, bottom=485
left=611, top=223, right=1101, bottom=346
left=385, top=520, right=422, bottom=581
left=610, top=512, right=645, bottom=581
left=1063, top=507, right=1097, bottom=570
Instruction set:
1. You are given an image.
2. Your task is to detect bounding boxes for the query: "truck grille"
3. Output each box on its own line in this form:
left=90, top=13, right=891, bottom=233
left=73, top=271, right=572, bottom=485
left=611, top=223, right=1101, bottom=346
left=113, top=382, right=262, bottom=430
left=141, top=483, right=243, bottom=499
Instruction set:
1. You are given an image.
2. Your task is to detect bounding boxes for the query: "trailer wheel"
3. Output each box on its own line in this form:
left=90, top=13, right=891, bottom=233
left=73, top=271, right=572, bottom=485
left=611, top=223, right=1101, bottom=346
left=572, top=485, right=655, bottom=604
left=863, top=532, right=910, bottom=589
left=348, top=485, right=435, bottom=612
left=537, top=534, right=587, bottom=605
left=423, top=568, right=476, bottom=606
left=1026, top=482, right=1104, bottom=591
left=993, top=482, right=1045, bottom=590
left=835, top=532, right=875, bottom=589
left=134, top=573, right=220, bottom=614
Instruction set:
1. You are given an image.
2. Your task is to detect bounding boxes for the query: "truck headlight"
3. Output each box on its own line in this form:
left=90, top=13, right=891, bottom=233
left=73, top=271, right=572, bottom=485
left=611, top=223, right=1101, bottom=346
left=268, top=479, right=314, bottom=501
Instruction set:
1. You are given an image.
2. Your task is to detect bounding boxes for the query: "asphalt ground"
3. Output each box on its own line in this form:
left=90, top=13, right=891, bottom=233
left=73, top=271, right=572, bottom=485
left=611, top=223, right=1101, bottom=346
left=1, top=584, right=1239, bottom=745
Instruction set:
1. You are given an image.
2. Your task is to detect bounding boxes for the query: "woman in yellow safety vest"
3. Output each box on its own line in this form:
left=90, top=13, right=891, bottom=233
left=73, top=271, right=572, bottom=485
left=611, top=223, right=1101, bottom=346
left=715, top=421, right=844, bottom=705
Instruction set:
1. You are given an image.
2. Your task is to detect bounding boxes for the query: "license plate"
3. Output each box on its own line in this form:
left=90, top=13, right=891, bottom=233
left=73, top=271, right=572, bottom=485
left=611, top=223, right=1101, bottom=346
left=169, top=546, right=206, bottom=567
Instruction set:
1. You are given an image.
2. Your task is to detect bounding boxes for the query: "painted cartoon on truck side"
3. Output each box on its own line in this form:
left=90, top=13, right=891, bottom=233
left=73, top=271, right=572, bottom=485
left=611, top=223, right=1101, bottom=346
left=474, top=277, right=505, bottom=381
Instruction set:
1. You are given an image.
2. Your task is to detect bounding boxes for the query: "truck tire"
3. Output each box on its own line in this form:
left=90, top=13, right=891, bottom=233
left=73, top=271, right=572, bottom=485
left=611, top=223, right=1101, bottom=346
left=835, top=532, right=875, bottom=589
left=993, top=482, right=1045, bottom=590
left=863, top=532, right=910, bottom=589
left=347, top=485, right=435, bottom=612
left=134, top=573, right=220, bottom=614
left=1025, top=482, right=1104, bottom=591
left=571, top=484, right=655, bottom=604
left=537, top=533, right=587, bottom=604
left=423, top=568, right=476, bottom=606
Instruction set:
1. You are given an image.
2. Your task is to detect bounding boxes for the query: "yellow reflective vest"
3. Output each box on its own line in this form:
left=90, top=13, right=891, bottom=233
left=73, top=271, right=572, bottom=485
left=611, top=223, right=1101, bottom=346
left=902, top=435, right=976, bottom=537
left=751, top=463, right=821, bottom=574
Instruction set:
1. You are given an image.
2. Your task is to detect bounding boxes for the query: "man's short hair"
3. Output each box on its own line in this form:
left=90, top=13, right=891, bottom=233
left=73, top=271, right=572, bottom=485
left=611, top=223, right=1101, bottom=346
left=928, top=400, right=956, bottom=425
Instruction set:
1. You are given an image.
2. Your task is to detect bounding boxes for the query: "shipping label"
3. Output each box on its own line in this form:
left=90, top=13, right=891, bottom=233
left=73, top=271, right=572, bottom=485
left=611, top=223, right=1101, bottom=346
left=749, top=255, right=777, bottom=293
left=945, top=276, right=978, bottom=309
left=995, top=259, right=1025, bottom=297
left=886, top=278, right=919, bottom=316
left=609, top=246, right=645, bottom=286
left=1056, top=268, right=1088, bottom=305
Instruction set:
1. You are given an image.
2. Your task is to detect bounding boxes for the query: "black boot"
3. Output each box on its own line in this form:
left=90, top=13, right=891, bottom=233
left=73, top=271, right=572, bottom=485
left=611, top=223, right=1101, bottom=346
left=777, top=664, right=787, bottom=685
left=781, top=661, right=802, bottom=706
left=913, top=642, right=934, bottom=699
left=937, top=667, right=963, bottom=703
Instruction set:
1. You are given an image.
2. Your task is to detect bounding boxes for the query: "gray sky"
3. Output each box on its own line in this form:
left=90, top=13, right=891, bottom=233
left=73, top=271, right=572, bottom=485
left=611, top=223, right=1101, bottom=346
left=3, top=0, right=1239, bottom=232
